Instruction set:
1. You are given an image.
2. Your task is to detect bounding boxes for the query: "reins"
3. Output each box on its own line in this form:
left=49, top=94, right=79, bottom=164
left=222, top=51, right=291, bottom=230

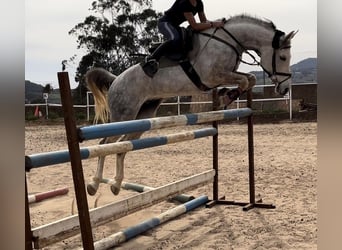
left=192, top=27, right=220, bottom=67
left=196, top=23, right=292, bottom=84
left=198, top=26, right=260, bottom=70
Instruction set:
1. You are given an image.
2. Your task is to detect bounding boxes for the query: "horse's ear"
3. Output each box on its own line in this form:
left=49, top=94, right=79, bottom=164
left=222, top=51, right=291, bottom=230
left=280, top=30, right=298, bottom=47
left=284, top=30, right=298, bottom=42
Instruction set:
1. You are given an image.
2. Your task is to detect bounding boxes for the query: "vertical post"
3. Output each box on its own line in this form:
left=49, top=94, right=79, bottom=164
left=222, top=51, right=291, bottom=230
left=289, top=83, right=293, bottom=120
left=236, top=97, right=240, bottom=121
left=243, top=89, right=275, bottom=211
left=207, top=88, right=275, bottom=210
left=247, top=89, right=256, bottom=205
left=87, top=91, right=90, bottom=122
left=25, top=177, right=33, bottom=250
left=45, top=98, right=48, bottom=119
left=57, top=72, right=94, bottom=249
left=212, top=89, right=219, bottom=201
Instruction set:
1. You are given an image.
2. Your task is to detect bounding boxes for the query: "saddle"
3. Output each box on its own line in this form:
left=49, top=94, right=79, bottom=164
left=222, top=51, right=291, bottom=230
left=142, top=27, right=211, bottom=91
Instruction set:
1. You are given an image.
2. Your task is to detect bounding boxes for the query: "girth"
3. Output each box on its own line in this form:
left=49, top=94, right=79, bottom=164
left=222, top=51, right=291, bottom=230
left=179, top=60, right=212, bottom=92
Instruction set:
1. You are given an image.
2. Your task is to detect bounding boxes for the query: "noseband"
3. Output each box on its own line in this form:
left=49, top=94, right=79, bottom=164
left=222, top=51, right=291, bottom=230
left=199, top=27, right=292, bottom=87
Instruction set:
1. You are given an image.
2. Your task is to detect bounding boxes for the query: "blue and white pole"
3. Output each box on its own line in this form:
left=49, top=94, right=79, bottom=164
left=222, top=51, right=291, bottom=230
left=93, top=195, right=209, bottom=250
left=78, top=108, right=252, bottom=141
left=26, top=127, right=217, bottom=170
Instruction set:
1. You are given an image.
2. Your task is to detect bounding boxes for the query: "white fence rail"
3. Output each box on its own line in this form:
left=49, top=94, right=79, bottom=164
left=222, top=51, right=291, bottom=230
left=25, top=83, right=317, bottom=121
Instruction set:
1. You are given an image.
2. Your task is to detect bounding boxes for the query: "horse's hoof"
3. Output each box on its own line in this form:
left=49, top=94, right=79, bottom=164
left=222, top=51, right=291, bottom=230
left=110, top=185, right=120, bottom=195
left=87, top=183, right=98, bottom=196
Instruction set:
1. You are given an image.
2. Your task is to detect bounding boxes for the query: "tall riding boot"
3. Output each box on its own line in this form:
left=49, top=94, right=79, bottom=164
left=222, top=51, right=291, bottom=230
left=141, top=40, right=173, bottom=78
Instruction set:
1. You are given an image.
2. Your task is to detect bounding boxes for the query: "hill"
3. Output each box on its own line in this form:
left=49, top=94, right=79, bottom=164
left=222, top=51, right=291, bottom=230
left=25, top=81, right=61, bottom=104
left=290, top=58, right=317, bottom=83
left=251, top=57, right=317, bottom=84
left=25, top=80, right=44, bottom=103
left=250, top=58, right=317, bottom=85
left=291, top=57, right=317, bottom=72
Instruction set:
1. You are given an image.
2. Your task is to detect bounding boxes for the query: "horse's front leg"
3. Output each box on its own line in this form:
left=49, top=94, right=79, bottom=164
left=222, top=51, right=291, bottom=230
left=110, top=152, right=126, bottom=195
left=218, top=72, right=256, bottom=108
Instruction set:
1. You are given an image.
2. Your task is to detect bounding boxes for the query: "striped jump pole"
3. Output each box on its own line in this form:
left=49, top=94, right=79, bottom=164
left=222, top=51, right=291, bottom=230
left=92, top=195, right=209, bottom=250
left=31, top=170, right=215, bottom=248
left=28, top=187, right=69, bottom=204
left=25, top=127, right=217, bottom=170
left=78, top=108, right=252, bottom=141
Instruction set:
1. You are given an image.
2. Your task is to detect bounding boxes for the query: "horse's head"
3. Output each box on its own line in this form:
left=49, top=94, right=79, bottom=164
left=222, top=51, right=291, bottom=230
left=260, top=30, right=298, bottom=95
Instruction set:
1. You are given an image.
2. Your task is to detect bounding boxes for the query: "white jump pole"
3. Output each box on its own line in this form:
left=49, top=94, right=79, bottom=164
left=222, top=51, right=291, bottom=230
left=121, top=181, right=194, bottom=203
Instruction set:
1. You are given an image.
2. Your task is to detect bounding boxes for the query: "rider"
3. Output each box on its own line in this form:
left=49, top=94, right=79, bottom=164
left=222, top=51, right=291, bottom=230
left=142, top=0, right=225, bottom=77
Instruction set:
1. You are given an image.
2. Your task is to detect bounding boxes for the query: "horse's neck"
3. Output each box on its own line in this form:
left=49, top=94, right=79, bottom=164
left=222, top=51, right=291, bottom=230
left=189, top=22, right=274, bottom=62
left=226, top=22, right=274, bottom=51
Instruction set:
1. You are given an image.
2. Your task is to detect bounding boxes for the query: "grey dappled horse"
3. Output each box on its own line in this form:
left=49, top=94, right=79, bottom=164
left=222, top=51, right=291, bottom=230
left=85, top=14, right=297, bottom=195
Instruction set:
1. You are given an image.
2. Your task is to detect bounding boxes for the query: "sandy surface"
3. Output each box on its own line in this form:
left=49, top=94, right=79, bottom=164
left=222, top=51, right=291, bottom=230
left=26, top=121, right=317, bottom=249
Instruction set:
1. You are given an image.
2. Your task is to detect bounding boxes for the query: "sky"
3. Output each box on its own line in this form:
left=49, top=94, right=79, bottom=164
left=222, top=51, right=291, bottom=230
left=25, top=0, right=317, bottom=89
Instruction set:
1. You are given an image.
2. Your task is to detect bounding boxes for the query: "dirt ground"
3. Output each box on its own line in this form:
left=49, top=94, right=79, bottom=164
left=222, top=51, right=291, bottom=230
left=25, top=121, right=317, bottom=249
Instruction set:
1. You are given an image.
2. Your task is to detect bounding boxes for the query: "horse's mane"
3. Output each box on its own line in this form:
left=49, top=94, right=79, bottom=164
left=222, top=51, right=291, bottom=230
left=226, top=14, right=276, bottom=31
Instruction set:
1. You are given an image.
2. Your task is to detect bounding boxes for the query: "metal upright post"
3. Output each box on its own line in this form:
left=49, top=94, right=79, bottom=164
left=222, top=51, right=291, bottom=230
left=244, top=89, right=256, bottom=210
left=243, top=89, right=275, bottom=211
left=57, top=72, right=94, bottom=249
left=206, top=88, right=275, bottom=211
left=212, top=89, right=219, bottom=201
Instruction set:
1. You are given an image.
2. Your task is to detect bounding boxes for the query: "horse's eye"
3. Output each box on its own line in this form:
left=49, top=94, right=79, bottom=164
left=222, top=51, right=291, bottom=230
left=280, top=55, right=287, bottom=61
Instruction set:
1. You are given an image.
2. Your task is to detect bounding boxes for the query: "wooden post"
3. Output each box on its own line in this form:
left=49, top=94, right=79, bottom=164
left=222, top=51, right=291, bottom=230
left=25, top=177, right=33, bottom=250
left=57, top=72, right=94, bottom=249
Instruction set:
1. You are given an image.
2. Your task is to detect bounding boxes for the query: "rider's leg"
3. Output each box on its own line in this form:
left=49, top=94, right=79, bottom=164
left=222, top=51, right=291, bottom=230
left=142, top=21, right=181, bottom=77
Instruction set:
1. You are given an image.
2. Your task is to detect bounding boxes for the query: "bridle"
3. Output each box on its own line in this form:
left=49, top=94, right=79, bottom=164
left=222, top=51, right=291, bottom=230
left=267, top=29, right=292, bottom=85
left=199, top=26, right=292, bottom=87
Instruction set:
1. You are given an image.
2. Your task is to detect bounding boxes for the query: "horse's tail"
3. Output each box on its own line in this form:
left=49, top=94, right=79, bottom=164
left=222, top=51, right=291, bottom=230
left=85, top=68, right=116, bottom=124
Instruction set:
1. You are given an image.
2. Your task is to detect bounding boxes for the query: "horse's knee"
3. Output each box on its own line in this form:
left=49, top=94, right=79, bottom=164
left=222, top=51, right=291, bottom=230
left=237, top=77, right=249, bottom=91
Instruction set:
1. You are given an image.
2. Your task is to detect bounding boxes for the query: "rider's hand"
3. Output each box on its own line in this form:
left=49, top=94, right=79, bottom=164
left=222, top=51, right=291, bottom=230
left=212, top=21, right=224, bottom=28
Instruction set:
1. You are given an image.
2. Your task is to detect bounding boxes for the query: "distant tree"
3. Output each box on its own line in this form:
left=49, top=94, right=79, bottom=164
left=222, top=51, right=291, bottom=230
left=43, top=83, right=53, bottom=94
left=42, top=83, right=53, bottom=102
left=69, top=0, right=161, bottom=104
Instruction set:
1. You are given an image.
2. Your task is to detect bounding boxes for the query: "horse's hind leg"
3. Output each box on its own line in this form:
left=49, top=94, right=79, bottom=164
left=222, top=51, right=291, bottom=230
left=87, top=136, right=121, bottom=195
left=87, top=155, right=106, bottom=195
left=111, top=152, right=126, bottom=195
left=109, top=131, right=144, bottom=195
left=109, top=100, right=163, bottom=195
